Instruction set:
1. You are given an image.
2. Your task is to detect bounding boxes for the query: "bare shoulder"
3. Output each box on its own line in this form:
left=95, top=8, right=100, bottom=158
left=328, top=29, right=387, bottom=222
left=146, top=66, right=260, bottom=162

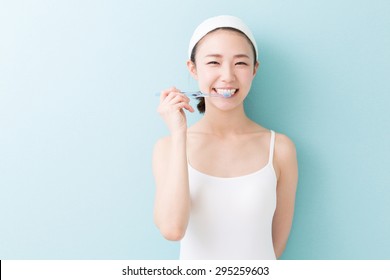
left=274, top=133, right=297, bottom=158
left=273, top=132, right=298, bottom=178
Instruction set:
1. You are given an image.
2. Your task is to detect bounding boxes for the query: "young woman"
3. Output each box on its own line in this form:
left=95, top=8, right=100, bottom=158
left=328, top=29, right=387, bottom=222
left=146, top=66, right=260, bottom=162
left=153, top=15, right=298, bottom=260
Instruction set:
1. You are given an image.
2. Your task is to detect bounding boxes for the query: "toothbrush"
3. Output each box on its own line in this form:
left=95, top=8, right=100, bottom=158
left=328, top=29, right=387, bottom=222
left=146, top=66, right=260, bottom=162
left=155, top=91, right=232, bottom=98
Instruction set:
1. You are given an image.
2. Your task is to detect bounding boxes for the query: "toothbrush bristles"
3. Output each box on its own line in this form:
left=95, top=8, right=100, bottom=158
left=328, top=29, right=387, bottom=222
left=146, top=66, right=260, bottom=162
left=223, top=93, right=232, bottom=98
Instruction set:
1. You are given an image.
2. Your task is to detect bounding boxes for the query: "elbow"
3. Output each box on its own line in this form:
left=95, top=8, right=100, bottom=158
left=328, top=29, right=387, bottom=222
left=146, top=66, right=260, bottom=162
left=154, top=216, right=187, bottom=241
left=154, top=211, right=189, bottom=241
left=159, top=225, right=186, bottom=241
left=273, top=243, right=286, bottom=259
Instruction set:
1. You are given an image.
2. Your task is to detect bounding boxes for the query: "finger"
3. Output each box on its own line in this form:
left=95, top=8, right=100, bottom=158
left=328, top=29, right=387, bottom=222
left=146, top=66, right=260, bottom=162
left=160, top=88, right=182, bottom=103
left=167, top=94, right=190, bottom=105
left=160, top=87, right=179, bottom=102
left=161, top=93, right=188, bottom=106
left=159, top=89, right=171, bottom=103
left=187, top=104, right=195, bottom=112
left=174, top=102, right=195, bottom=113
left=158, top=94, right=189, bottom=114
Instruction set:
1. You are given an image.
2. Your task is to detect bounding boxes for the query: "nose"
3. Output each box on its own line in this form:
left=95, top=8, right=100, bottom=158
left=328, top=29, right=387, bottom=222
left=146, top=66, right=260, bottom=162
left=220, top=64, right=236, bottom=82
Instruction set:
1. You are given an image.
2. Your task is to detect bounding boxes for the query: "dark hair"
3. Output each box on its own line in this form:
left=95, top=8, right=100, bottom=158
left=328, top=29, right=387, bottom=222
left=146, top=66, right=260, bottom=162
left=190, top=27, right=257, bottom=114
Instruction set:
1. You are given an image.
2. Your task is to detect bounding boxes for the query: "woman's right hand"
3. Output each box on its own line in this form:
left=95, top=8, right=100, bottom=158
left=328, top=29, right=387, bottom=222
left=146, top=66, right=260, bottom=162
left=157, top=87, right=195, bottom=134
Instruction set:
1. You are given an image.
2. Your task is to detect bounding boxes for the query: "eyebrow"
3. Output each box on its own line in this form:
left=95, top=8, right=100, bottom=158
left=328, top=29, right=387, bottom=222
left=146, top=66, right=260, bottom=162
left=205, top=54, right=250, bottom=59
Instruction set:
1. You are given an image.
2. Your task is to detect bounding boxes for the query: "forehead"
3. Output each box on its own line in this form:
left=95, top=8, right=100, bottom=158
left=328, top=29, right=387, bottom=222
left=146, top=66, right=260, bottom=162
left=195, top=29, right=254, bottom=58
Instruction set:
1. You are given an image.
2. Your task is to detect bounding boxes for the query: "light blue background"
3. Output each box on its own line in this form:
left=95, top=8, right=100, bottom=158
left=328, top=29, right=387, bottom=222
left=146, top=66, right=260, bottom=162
left=1, top=0, right=389, bottom=259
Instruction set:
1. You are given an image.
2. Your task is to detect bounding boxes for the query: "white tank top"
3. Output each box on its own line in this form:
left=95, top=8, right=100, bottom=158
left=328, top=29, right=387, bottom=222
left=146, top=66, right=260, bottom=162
left=180, top=130, right=277, bottom=260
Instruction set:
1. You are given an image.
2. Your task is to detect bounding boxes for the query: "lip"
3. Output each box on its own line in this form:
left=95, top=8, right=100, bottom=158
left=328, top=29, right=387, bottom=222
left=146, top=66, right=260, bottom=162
left=212, top=88, right=239, bottom=97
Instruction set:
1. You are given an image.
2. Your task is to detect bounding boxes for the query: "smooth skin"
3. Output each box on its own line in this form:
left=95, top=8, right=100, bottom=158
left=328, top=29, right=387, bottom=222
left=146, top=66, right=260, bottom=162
left=153, top=29, right=298, bottom=258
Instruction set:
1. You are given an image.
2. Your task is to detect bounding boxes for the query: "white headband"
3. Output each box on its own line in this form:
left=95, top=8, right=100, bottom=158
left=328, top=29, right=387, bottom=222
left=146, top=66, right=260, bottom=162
left=188, top=15, right=258, bottom=60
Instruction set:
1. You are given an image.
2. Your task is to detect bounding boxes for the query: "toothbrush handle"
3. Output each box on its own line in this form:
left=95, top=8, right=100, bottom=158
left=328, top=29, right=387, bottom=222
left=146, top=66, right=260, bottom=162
left=155, top=91, right=219, bottom=98
left=181, top=91, right=203, bottom=98
left=154, top=91, right=198, bottom=97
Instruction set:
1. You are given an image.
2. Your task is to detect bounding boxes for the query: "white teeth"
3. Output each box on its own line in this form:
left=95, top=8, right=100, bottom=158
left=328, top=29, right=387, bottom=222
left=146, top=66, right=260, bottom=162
left=215, top=88, right=237, bottom=97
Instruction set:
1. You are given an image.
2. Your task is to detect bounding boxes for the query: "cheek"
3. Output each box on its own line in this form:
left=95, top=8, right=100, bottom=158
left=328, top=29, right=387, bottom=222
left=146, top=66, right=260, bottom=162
left=241, top=69, right=256, bottom=83
left=197, top=70, right=216, bottom=84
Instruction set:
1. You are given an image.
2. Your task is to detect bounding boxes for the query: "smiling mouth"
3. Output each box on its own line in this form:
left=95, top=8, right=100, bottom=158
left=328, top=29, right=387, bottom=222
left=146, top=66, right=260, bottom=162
left=213, top=88, right=238, bottom=98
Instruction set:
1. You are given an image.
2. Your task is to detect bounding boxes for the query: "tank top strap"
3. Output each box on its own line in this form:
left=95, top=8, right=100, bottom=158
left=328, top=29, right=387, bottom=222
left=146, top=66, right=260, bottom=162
left=268, top=130, right=276, bottom=164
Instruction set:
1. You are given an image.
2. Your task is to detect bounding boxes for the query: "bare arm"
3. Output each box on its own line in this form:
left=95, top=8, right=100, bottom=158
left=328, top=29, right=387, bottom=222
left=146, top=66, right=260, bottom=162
left=152, top=87, right=194, bottom=241
left=272, top=134, right=298, bottom=258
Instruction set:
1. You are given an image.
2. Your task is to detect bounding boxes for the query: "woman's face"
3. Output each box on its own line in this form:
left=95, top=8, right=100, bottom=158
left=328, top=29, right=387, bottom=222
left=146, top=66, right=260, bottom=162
left=188, top=29, right=258, bottom=111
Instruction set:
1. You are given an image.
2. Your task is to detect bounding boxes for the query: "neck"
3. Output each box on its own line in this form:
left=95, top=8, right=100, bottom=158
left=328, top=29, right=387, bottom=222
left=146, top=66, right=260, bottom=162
left=199, top=104, right=252, bottom=136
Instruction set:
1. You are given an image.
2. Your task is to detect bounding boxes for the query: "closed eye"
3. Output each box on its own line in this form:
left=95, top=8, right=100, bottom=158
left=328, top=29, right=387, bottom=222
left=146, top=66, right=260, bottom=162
left=236, top=61, right=248, bottom=66
left=207, top=61, right=219, bottom=65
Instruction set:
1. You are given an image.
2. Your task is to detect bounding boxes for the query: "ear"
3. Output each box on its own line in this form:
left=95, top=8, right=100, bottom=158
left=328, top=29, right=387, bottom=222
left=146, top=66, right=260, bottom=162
left=253, top=61, right=260, bottom=76
left=187, top=60, right=198, bottom=80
